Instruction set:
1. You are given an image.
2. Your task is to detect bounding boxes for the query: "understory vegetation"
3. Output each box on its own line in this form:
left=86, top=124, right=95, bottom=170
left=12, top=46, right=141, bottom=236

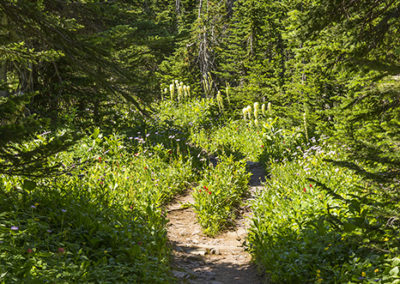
left=1, top=0, right=400, bottom=283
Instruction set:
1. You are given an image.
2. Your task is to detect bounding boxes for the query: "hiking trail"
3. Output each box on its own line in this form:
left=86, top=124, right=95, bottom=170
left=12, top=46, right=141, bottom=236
left=166, top=161, right=266, bottom=283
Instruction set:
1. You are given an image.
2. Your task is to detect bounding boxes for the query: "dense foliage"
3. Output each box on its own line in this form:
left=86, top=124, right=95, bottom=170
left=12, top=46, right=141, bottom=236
left=1, top=0, right=399, bottom=283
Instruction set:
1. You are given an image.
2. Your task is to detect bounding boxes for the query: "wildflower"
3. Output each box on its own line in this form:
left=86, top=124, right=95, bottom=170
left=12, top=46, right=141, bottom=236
left=31, top=205, right=36, bottom=209
left=261, top=145, right=264, bottom=148
left=186, top=86, right=191, bottom=97
left=98, top=157, right=102, bottom=162
left=169, top=84, right=175, bottom=100
left=11, top=226, right=19, bottom=231
left=309, top=184, right=313, bottom=187
left=361, top=272, right=366, bottom=277
left=242, top=108, right=247, bottom=120
left=144, top=166, right=148, bottom=170
left=199, top=190, right=202, bottom=193
left=61, top=209, right=67, bottom=213
left=208, top=191, right=211, bottom=195
left=58, top=247, right=65, bottom=254
left=27, top=248, right=33, bottom=254
left=303, top=187, right=306, bottom=193
left=374, top=269, right=379, bottom=273
left=254, top=102, right=260, bottom=118
left=245, top=106, right=252, bottom=120
left=384, top=237, right=389, bottom=242
left=267, top=102, right=272, bottom=113
left=47, top=229, right=52, bottom=233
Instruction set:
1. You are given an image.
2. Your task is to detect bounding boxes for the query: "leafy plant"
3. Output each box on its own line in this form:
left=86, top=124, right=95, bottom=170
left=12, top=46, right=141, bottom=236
left=248, top=141, right=400, bottom=283
left=192, top=155, right=250, bottom=236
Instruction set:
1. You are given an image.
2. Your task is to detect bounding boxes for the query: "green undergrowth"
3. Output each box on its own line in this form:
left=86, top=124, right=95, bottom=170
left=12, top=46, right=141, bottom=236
left=3, top=93, right=398, bottom=283
left=155, top=97, right=254, bottom=236
left=248, top=141, right=400, bottom=283
left=191, top=117, right=304, bottom=164
left=192, top=155, right=250, bottom=236
left=155, top=98, right=217, bottom=131
left=0, top=129, right=195, bottom=283
left=154, top=97, right=305, bottom=237
left=191, top=120, right=264, bottom=161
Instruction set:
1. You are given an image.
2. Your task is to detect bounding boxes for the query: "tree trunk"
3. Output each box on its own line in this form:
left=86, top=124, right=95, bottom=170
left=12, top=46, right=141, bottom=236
left=0, top=12, right=8, bottom=97
left=176, top=0, right=180, bottom=14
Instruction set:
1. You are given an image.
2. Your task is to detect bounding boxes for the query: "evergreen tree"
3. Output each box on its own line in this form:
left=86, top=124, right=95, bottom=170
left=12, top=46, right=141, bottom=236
left=290, top=0, right=400, bottom=181
left=158, top=0, right=231, bottom=96
left=217, top=0, right=288, bottom=107
left=0, top=0, right=175, bottom=177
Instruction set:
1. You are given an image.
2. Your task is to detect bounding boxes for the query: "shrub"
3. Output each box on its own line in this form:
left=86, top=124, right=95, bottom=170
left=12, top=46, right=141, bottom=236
left=248, top=142, right=400, bottom=283
left=192, top=155, right=250, bottom=236
left=0, top=131, right=195, bottom=283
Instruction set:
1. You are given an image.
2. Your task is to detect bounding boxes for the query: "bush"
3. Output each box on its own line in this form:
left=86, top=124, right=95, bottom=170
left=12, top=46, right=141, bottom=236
left=192, top=155, right=250, bottom=236
left=0, top=131, right=195, bottom=283
left=248, top=141, right=400, bottom=283
left=191, top=117, right=303, bottom=164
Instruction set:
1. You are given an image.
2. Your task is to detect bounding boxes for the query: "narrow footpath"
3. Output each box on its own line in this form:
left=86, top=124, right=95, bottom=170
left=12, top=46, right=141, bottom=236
left=167, top=161, right=266, bottom=284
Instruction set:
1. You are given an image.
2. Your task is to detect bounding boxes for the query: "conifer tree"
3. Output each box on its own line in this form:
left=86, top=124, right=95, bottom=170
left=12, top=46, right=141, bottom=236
left=158, top=0, right=231, bottom=95
left=289, top=0, right=400, bottom=183
left=0, top=0, right=175, bottom=177
left=217, top=0, right=288, bottom=106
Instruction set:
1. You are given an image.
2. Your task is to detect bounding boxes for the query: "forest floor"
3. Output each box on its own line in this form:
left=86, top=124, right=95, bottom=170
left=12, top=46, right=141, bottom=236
left=167, top=161, right=266, bottom=284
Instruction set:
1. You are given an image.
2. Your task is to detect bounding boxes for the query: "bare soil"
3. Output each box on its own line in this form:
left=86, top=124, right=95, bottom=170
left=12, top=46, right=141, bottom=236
left=166, top=161, right=266, bottom=284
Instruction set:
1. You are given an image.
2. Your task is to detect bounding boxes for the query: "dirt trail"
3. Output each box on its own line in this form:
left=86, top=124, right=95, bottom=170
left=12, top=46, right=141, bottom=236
left=167, top=161, right=266, bottom=284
